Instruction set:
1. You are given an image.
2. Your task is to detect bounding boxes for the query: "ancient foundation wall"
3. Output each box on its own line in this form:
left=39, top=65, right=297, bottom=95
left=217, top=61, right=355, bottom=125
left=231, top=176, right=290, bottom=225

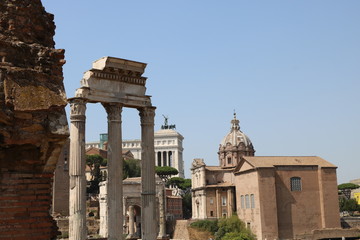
left=0, top=172, right=58, bottom=239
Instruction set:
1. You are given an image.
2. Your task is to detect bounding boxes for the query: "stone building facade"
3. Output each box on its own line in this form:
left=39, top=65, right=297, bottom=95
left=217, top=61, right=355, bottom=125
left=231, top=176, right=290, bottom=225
left=191, top=114, right=341, bottom=239
left=86, top=127, right=185, bottom=178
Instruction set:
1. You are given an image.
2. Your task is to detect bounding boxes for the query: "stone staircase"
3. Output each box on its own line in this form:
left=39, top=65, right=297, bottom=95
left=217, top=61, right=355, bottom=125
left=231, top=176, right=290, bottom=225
left=172, top=220, right=190, bottom=240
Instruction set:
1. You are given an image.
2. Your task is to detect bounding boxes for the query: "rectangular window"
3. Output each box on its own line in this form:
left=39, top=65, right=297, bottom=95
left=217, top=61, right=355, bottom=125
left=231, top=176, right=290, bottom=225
left=222, top=196, right=227, bottom=206
left=210, top=198, right=214, bottom=205
left=250, top=194, right=255, bottom=208
left=210, top=211, right=214, bottom=217
left=241, top=195, right=245, bottom=209
left=290, top=177, right=302, bottom=191
left=245, top=194, right=250, bottom=209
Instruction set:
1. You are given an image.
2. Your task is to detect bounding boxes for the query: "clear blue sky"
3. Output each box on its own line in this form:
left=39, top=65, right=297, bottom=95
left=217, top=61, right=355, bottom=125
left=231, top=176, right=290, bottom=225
left=42, top=1, right=360, bottom=183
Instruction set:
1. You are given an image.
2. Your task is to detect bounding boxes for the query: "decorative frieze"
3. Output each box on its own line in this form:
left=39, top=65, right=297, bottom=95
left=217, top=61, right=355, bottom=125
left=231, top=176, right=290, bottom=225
left=93, top=70, right=146, bottom=86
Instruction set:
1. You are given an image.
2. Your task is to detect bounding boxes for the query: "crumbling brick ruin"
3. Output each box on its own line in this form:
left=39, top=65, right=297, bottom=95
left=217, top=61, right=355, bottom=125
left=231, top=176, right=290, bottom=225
left=0, top=0, right=69, bottom=239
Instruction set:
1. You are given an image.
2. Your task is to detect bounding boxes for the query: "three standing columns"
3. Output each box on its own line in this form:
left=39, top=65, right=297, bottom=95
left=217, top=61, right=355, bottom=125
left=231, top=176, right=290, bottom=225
left=69, top=98, right=87, bottom=240
left=69, top=102, right=157, bottom=240
left=139, top=107, right=157, bottom=240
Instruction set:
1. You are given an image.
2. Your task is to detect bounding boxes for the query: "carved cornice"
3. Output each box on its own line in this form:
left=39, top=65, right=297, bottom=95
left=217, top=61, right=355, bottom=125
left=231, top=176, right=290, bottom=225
left=92, top=70, right=147, bottom=86
left=139, top=107, right=156, bottom=126
left=69, top=98, right=86, bottom=121
left=103, top=103, right=122, bottom=122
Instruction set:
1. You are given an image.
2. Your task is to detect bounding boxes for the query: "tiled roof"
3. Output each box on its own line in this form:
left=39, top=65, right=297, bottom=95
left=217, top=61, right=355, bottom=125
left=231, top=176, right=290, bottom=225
left=241, top=156, right=336, bottom=168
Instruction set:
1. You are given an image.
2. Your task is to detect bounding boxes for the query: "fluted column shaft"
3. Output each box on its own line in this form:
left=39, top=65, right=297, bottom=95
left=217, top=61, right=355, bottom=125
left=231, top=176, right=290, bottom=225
left=139, top=107, right=156, bottom=240
left=69, top=98, right=87, bottom=240
left=104, top=103, right=123, bottom=240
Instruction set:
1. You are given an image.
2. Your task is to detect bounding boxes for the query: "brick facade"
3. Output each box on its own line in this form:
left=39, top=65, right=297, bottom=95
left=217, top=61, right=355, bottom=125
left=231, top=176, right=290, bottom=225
left=0, top=172, right=59, bottom=239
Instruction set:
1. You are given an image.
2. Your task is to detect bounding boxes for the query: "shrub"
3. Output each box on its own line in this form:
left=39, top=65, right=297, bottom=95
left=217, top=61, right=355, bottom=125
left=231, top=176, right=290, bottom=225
left=222, top=232, right=254, bottom=240
left=190, top=219, right=218, bottom=234
left=215, top=215, right=255, bottom=240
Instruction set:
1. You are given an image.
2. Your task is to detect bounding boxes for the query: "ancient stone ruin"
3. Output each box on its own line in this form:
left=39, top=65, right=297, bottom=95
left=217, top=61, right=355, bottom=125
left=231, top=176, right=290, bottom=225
left=69, top=56, right=157, bottom=240
left=0, top=0, right=69, bottom=239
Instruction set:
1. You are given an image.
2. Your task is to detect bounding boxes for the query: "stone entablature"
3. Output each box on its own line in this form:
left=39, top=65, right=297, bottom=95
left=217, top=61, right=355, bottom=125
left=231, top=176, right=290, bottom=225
left=75, top=57, right=151, bottom=108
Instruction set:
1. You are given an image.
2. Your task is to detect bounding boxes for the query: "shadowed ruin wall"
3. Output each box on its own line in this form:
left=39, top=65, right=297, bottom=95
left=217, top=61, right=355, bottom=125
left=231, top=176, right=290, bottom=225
left=0, top=0, right=69, bottom=239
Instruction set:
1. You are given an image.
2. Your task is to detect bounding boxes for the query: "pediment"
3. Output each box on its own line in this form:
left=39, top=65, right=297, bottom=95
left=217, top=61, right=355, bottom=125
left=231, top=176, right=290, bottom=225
left=234, top=157, right=255, bottom=173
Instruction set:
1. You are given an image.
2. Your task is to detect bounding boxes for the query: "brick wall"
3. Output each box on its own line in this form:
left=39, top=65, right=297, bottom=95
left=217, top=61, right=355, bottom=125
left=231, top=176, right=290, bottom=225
left=0, top=172, right=59, bottom=240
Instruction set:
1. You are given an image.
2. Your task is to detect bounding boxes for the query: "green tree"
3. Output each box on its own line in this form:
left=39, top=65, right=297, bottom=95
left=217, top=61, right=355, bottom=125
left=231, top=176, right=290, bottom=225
left=86, top=154, right=107, bottom=194
left=339, top=198, right=359, bottom=215
left=123, top=158, right=141, bottom=179
left=167, top=177, right=192, bottom=218
left=338, top=183, right=360, bottom=190
left=182, top=191, right=192, bottom=219
left=155, top=166, right=178, bottom=182
left=338, top=183, right=360, bottom=199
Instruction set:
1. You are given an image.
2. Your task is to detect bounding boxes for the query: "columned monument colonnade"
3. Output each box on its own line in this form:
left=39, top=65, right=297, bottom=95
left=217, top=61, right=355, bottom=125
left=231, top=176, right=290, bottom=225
left=156, top=151, right=173, bottom=167
left=68, top=57, right=157, bottom=240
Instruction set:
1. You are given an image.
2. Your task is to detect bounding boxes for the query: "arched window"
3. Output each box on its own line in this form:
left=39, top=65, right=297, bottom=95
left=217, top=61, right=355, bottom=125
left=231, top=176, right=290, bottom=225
left=245, top=194, right=250, bottom=209
left=240, top=195, right=245, bottom=209
left=290, top=177, right=302, bottom=191
left=250, top=194, right=255, bottom=208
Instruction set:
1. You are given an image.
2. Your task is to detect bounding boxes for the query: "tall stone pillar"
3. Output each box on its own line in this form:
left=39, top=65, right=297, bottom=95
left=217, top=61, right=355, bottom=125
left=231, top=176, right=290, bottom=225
left=128, top=205, right=135, bottom=238
left=157, top=187, right=167, bottom=239
left=139, top=107, right=157, bottom=240
left=227, top=188, right=232, bottom=217
left=69, top=98, right=87, bottom=240
left=216, top=189, right=221, bottom=218
left=104, top=103, right=123, bottom=240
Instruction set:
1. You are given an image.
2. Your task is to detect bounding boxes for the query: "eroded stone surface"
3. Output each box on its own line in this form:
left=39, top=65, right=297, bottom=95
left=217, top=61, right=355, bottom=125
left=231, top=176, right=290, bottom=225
left=0, top=0, right=68, bottom=173
left=0, top=0, right=69, bottom=239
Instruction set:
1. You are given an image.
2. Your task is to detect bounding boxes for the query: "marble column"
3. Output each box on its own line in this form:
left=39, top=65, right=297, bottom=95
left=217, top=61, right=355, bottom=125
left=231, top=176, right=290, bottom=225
left=69, top=98, right=87, bottom=240
left=128, top=205, right=135, bottom=238
left=157, top=187, right=166, bottom=239
left=104, top=103, right=123, bottom=240
left=139, top=107, right=157, bottom=240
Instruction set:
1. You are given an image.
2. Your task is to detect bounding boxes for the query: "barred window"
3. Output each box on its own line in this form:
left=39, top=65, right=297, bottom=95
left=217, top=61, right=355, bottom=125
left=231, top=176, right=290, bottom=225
left=290, top=177, right=302, bottom=191
left=240, top=195, right=245, bottom=209
left=250, top=194, right=255, bottom=208
left=245, top=194, right=250, bottom=209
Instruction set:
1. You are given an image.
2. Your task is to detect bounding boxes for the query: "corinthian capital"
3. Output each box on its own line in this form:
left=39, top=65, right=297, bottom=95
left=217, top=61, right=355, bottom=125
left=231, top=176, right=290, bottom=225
left=69, top=98, right=86, bottom=121
left=139, top=107, right=156, bottom=126
left=103, top=103, right=122, bottom=121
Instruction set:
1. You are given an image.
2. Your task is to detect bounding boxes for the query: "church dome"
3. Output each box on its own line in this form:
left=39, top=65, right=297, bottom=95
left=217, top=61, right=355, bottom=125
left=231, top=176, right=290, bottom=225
left=218, top=113, right=255, bottom=168
left=220, top=114, right=253, bottom=149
